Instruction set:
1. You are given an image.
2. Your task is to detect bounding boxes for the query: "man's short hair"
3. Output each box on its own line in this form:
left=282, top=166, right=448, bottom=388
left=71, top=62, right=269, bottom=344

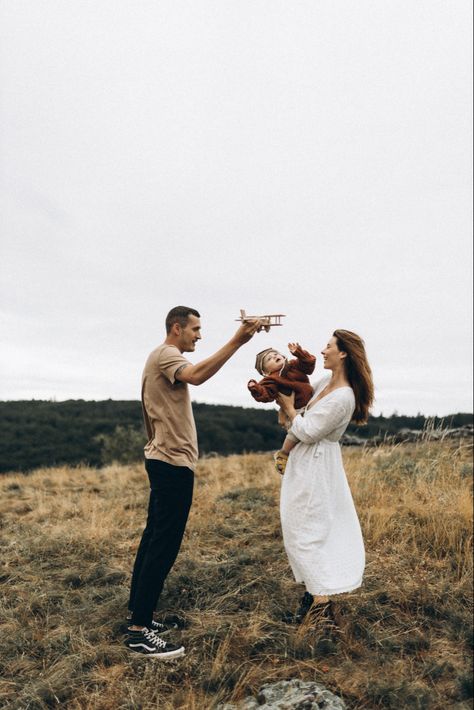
left=165, top=306, right=201, bottom=334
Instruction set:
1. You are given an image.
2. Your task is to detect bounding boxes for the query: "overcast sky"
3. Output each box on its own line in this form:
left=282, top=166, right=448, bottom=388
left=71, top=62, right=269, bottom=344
left=1, top=1, right=472, bottom=417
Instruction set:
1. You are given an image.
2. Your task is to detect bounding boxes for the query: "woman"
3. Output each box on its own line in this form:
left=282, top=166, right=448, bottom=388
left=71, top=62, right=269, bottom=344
left=276, top=329, right=374, bottom=625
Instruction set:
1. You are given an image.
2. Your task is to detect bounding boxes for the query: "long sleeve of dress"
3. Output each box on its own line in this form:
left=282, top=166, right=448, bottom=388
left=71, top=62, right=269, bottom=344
left=289, top=398, right=348, bottom=444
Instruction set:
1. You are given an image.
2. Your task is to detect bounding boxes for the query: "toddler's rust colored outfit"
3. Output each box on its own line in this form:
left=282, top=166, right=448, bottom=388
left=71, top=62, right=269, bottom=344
left=248, top=345, right=316, bottom=408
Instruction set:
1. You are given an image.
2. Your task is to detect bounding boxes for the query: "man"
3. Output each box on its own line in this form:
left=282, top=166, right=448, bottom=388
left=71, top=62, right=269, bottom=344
left=124, top=306, right=262, bottom=658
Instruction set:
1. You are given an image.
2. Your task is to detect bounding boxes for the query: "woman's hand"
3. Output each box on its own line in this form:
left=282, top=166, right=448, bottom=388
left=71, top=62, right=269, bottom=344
left=277, top=408, right=291, bottom=429
left=276, top=391, right=296, bottom=420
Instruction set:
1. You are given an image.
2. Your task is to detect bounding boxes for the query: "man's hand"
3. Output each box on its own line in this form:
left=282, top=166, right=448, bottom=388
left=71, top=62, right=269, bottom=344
left=232, top=319, right=264, bottom=345
left=175, top=318, right=264, bottom=386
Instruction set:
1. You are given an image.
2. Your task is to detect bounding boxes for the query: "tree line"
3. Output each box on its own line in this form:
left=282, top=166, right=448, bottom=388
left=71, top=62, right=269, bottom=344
left=0, top=399, right=471, bottom=473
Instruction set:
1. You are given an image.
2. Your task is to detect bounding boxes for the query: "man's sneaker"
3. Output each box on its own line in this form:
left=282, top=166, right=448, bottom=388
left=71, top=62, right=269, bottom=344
left=124, top=628, right=185, bottom=659
left=121, top=617, right=178, bottom=635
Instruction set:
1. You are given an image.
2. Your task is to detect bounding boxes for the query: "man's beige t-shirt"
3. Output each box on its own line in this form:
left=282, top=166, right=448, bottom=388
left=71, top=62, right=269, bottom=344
left=141, top=344, right=198, bottom=470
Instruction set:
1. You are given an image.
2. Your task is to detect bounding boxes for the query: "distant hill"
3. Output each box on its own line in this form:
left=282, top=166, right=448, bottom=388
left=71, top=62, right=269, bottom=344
left=0, top=399, right=472, bottom=473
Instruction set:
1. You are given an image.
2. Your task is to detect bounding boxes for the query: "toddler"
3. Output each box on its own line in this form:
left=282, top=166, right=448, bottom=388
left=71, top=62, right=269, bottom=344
left=248, top=342, right=316, bottom=429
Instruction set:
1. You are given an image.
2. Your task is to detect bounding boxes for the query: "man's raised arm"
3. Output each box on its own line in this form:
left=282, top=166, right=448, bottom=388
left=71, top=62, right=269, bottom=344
left=176, top=320, right=262, bottom=386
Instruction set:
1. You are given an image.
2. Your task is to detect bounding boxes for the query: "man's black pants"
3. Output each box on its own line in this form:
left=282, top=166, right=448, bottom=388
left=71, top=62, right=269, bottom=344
left=128, top=458, right=194, bottom=627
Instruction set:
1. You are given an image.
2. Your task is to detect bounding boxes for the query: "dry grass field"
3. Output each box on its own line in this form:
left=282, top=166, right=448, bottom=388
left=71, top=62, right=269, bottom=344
left=0, top=440, right=472, bottom=709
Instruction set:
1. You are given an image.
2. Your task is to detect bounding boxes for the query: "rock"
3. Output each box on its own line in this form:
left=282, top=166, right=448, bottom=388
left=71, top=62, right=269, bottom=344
left=363, top=424, right=473, bottom=447
left=217, top=678, right=347, bottom=710
left=340, top=433, right=367, bottom=447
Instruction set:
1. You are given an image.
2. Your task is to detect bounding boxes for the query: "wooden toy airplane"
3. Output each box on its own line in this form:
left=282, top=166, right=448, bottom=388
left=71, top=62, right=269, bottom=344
left=236, top=309, right=286, bottom=332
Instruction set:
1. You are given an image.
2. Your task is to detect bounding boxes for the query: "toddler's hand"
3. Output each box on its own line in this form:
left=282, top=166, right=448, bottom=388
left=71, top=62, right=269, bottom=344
left=288, top=342, right=300, bottom=355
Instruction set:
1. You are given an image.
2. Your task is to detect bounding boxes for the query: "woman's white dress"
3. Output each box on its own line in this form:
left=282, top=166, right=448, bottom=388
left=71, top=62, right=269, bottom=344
left=280, top=374, right=365, bottom=595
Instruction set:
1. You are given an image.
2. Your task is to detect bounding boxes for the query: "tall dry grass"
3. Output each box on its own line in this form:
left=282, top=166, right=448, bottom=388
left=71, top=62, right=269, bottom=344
left=0, top=440, right=472, bottom=709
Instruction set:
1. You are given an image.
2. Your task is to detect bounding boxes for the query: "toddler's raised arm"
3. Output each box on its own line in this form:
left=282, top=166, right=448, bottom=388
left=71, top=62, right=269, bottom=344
left=287, top=342, right=316, bottom=375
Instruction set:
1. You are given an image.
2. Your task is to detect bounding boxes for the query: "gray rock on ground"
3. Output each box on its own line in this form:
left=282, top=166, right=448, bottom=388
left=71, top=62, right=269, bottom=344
left=217, top=678, right=347, bottom=709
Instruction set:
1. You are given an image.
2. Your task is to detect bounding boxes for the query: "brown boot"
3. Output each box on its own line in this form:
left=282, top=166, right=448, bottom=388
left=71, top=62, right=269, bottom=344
left=282, top=592, right=314, bottom=624
left=305, top=599, right=336, bottom=633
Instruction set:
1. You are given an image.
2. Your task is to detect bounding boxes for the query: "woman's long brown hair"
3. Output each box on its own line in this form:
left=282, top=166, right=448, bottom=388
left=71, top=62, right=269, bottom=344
left=333, top=329, right=374, bottom=425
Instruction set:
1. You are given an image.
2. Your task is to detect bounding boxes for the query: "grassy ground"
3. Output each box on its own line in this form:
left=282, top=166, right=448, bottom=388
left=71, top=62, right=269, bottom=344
left=0, top=440, right=472, bottom=709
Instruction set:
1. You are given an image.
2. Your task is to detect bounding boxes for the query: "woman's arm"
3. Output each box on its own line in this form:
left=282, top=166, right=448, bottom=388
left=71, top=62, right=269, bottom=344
left=277, top=390, right=350, bottom=445
left=273, top=392, right=298, bottom=474
left=276, top=391, right=297, bottom=422
left=276, top=392, right=299, bottom=453
left=289, top=400, right=348, bottom=444
left=281, top=433, right=298, bottom=454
